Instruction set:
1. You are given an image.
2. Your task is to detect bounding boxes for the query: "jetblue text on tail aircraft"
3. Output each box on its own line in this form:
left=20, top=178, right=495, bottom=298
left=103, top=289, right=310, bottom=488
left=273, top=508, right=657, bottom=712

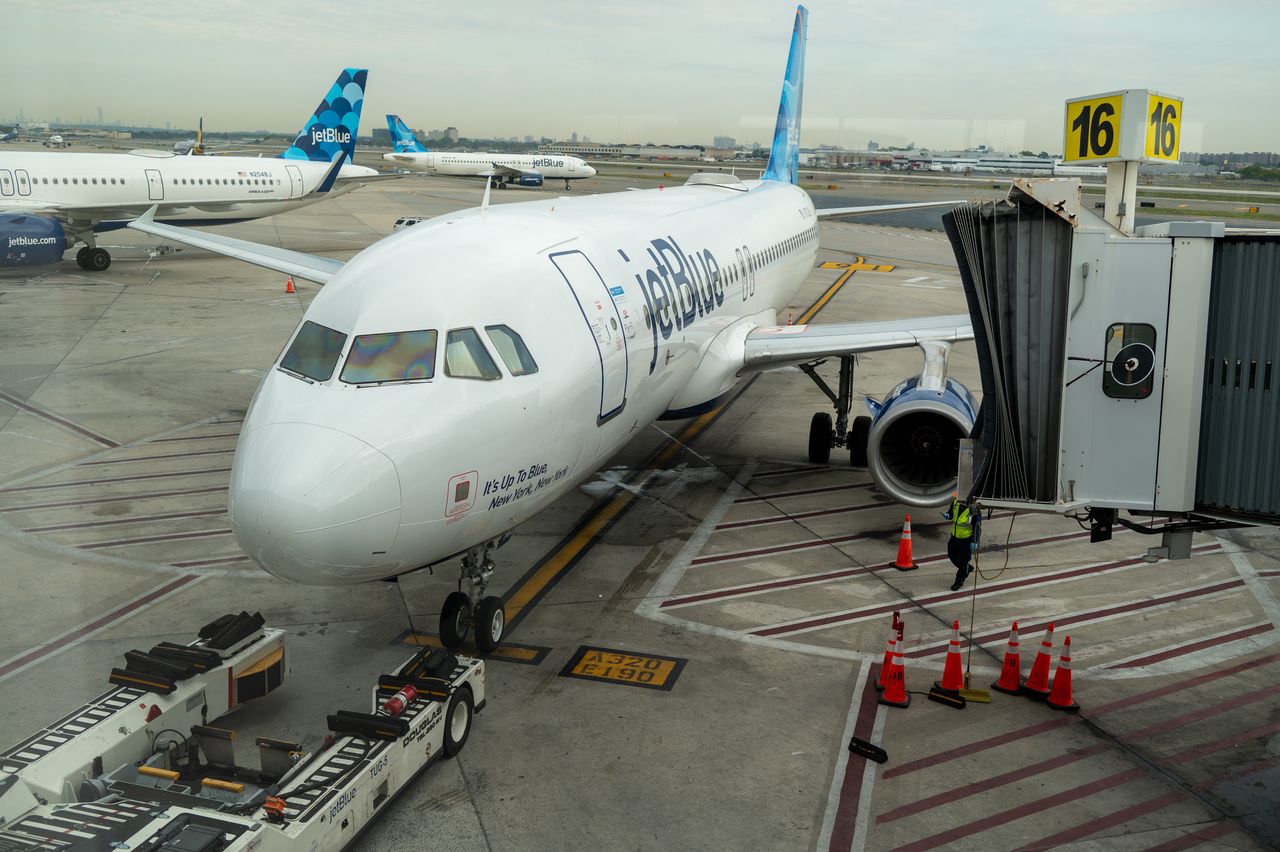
left=131, top=7, right=969, bottom=655
left=0, top=68, right=385, bottom=272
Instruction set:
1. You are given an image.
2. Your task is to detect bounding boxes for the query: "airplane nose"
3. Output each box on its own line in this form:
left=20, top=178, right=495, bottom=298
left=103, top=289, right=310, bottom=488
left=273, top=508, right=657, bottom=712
left=229, top=423, right=402, bottom=584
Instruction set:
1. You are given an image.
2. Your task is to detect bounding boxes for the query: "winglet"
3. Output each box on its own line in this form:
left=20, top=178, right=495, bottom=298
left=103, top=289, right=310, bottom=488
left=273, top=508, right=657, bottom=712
left=316, top=151, right=348, bottom=194
left=762, top=6, right=808, bottom=184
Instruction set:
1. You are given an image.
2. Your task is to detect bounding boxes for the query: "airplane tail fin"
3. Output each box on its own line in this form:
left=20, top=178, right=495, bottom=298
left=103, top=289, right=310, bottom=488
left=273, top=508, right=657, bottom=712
left=280, top=68, right=367, bottom=163
left=762, top=6, right=808, bottom=184
left=386, top=114, right=429, bottom=153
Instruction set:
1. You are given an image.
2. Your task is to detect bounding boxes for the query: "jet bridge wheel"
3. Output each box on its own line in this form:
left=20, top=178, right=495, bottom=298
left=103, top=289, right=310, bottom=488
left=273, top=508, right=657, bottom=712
left=808, top=412, right=833, bottom=464
left=443, top=685, right=474, bottom=757
left=848, top=415, right=872, bottom=468
left=474, top=596, right=505, bottom=655
left=440, top=591, right=471, bottom=650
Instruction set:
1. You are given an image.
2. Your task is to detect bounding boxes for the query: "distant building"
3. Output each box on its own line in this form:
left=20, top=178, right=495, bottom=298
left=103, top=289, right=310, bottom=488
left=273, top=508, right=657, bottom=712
left=867, top=140, right=879, bottom=151
left=713, top=135, right=736, bottom=149
left=372, top=127, right=391, bottom=147
left=570, top=131, right=578, bottom=143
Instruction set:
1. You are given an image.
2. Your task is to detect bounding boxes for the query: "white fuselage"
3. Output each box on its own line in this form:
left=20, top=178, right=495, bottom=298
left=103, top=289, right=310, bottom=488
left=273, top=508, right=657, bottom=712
left=0, top=150, right=376, bottom=228
left=383, top=150, right=595, bottom=181
left=231, top=177, right=820, bottom=584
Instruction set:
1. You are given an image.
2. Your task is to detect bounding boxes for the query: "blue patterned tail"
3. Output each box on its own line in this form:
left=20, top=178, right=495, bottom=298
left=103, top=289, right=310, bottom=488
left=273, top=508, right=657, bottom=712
left=386, top=114, right=429, bottom=153
left=762, top=7, right=807, bottom=184
left=280, top=68, right=367, bottom=162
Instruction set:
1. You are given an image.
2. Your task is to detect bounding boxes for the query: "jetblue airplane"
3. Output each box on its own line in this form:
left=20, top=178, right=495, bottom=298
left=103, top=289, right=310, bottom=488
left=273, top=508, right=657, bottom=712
left=383, top=115, right=596, bottom=190
left=130, top=7, right=972, bottom=654
left=0, top=69, right=383, bottom=272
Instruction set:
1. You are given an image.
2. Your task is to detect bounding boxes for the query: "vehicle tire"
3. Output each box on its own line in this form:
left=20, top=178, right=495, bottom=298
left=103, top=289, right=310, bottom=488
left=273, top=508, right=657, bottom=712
left=474, top=596, right=505, bottom=655
left=848, top=415, right=872, bottom=468
left=808, top=412, right=832, bottom=464
left=86, top=248, right=111, bottom=271
left=439, top=592, right=471, bottom=650
left=442, top=686, right=474, bottom=757
left=75, top=247, right=91, bottom=269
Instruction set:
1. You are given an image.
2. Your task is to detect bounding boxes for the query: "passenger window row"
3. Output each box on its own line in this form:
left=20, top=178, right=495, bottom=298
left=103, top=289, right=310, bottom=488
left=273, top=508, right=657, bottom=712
left=278, top=321, right=538, bottom=386
left=16, top=176, right=281, bottom=187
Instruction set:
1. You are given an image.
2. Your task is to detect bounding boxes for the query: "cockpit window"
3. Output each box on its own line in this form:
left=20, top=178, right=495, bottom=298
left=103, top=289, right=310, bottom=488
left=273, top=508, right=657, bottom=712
left=484, top=325, right=538, bottom=376
left=444, top=328, right=502, bottom=380
left=279, top=321, right=348, bottom=382
left=340, top=330, right=438, bottom=385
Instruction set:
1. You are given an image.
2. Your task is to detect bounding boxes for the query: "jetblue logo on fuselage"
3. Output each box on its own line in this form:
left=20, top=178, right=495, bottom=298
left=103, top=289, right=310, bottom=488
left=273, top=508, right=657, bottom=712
left=531, top=157, right=564, bottom=169
left=311, top=127, right=351, bottom=146
left=628, top=237, right=726, bottom=374
left=8, top=236, right=56, bottom=247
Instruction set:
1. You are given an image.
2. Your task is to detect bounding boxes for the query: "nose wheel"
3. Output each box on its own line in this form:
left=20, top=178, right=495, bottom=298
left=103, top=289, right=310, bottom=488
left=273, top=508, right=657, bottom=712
left=439, top=541, right=506, bottom=654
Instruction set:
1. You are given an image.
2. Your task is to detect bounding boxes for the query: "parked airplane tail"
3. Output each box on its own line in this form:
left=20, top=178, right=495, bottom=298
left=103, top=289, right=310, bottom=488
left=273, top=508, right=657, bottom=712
left=386, top=114, right=429, bottom=153
left=762, top=6, right=808, bottom=185
left=281, top=67, right=367, bottom=163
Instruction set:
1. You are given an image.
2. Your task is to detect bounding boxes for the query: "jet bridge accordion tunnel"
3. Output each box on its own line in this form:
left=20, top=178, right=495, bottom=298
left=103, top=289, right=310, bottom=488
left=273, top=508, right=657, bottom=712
left=942, top=179, right=1280, bottom=557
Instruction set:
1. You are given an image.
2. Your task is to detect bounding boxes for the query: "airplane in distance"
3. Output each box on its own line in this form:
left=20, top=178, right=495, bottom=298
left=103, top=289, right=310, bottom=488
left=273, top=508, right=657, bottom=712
left=42, top=134, right=69, bottom=149
left=0, top=128, right=18, bottom=143
left=383, top=114, right=596, bottom=190
left=0, top=69, right=384, bottom=272
left=131, top=6, right=971, bottom=655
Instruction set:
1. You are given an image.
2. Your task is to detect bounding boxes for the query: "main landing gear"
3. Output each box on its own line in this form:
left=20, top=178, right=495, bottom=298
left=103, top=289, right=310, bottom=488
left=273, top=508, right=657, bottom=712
left=439, top=540, right=506, bottom=655
left=75, top=245, right=111, bottom=271
left=489, top=177, right=508, bottom=190
left=564, top=179, right=571, bottom=190
left=802, top=354, right=871, bottom=467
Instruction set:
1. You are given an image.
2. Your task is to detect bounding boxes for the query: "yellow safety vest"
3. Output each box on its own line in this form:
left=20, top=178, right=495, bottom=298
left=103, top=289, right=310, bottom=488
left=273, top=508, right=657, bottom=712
left=950, top=501, right=973, bottom=539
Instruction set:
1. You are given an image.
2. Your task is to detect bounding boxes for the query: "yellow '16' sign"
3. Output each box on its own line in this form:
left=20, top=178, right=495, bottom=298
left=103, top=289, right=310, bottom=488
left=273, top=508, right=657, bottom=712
left=1144, top=94, right=1182, bottom=161
left=1064, top=94, right=1123, bottom=161
left=1064, top=89, right=1183, bottom=164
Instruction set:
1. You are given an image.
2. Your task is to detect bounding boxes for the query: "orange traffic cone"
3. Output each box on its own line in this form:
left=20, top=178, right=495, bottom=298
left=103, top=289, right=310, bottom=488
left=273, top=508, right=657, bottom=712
left=991, top=620, right=1023, bottom=695
left=1047, top=635, right=1079, bottom=712
left=1021, top=622, right=1055, bottom=700
left=876, top=613, right=901, bottom=691
left=935, top=620, right=965, bottom=695
left=285, top=276, right=295, bottom=294
left=893, top=515, right=918, bottom=571
left=879, top=634, right=910, bottom=708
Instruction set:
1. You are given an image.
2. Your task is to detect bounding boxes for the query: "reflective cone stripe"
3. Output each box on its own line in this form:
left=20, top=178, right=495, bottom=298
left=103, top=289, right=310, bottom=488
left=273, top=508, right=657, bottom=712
left=877, top=631, right=897, bottom=691
left=1047, top=635, right=1080, bottom=712
left=1022, top=622, right=1055, bottom=698
left=936, top=619, right=966, bottom=694
left=894, top=515, right=918, bottom=571
left=992, top=620, right=1023, bottom=695
left=879, top=636, right=911, bottom=708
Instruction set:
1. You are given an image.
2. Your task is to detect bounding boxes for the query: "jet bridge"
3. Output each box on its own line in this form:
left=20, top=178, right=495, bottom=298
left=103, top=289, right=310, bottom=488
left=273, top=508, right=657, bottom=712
left=945, top=177, right=1280, bottom=558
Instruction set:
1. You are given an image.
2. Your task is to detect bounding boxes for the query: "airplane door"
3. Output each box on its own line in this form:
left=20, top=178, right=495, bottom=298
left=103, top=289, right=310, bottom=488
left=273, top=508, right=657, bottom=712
left=0, top=170, right=12, bottom=196
left=15, top=170, right=30, bottom=195
left=145, top=169, right=164, bottom=201
left=568, top=159, right=577, bottom=173
left=550, top=251, right=628, bottom=424
left=425, top=153, right=436, bottom=171
left=285, top=165, right=304, bottom=198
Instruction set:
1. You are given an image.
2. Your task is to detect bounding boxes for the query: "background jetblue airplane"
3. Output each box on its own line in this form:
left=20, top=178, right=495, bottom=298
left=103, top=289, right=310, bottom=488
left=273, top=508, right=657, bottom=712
left=0, top=69, right=380, bottom=272
left=131, top=7, right=972, bottom=654
left=384, top=114, right=596, bottom=189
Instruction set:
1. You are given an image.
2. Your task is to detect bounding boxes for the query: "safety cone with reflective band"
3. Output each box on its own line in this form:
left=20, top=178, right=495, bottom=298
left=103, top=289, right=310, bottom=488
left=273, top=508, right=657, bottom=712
left=992, top=620, right=1023, bottom=696
left=934, top=619, right=965, bottom=696
left=893, top=515, right=918, bottom=571
left=876, top=614, right=900, bottom=691
left=1047, top=635, right=1079, bottom=712
left=878, top=635, right=910, bottom=708
left=285, top=276, right=295, bottom=294
left=1021, top=622, right=1055, bottom=700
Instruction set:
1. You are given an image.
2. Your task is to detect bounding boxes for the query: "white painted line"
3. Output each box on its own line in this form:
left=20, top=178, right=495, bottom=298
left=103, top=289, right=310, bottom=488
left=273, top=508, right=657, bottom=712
left=1219, top=534, right=1280, bottom=627
left=816, top=661, right=870, bottom=852
left=903, top=276, right=930, bottom=283
left=902, top=283, right=944, bottom=290
left=851, top=699, right=888, bottom=852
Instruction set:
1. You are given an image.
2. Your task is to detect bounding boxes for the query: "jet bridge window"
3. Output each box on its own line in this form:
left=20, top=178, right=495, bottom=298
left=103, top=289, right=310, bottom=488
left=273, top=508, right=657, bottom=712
left=341, top=330, right=438, bottom=385
left=279, top=320, right=348, bottom=382
left=484, top=325, right=538, bottom=376
left=444, top=328, right=502, bottom=380
left=1102, top=322, right=1157, bottom=400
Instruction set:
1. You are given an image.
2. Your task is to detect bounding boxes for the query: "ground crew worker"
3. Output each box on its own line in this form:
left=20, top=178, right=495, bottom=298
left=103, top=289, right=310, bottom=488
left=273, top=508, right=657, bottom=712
left=944, top=494, right=979, bottom=591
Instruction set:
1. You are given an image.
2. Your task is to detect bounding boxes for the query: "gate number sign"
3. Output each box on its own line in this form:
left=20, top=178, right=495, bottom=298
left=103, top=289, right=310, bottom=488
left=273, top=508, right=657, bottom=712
left=1064, top=89, right=1182, bottom=164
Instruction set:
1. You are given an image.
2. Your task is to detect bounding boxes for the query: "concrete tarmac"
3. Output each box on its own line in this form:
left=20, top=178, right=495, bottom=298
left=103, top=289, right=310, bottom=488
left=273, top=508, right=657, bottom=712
left=0, top=170, right=1277, bottom=851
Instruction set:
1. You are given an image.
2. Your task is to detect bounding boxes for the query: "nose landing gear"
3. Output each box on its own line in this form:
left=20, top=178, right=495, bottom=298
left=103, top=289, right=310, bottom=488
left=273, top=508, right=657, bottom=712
left=439, top=541, right=506, bottom=654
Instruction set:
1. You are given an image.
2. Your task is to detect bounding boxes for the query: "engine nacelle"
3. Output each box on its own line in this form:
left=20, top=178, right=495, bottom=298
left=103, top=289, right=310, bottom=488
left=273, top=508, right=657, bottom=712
left=516, top=174, right=544, bottom=187
left=866, top=376, right=976, bottom=507
left=0, top=214, right=67, bottom=268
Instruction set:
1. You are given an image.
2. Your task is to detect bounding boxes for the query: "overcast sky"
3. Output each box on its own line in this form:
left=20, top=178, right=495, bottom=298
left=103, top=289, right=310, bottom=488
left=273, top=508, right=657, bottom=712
left=4, top=0, right=1276, bottom=153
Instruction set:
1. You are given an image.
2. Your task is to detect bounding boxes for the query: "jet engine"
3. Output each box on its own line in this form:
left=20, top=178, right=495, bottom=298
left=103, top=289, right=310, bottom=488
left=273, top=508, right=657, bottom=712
left=0, top=214, right=67, bottom=267
left=516, top=174, right=544, bottom=187
left=864, top=345, right=977, bottom=507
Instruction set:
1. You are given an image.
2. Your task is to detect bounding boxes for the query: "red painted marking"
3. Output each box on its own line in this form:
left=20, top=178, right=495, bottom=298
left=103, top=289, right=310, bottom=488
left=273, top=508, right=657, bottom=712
left=1258, top=570, right=1280, bottom=578
left=1109, top=622, right=1274, bottom=669
left=716, top=500, right=895, bottom=531
left=734, top=481, right=872, bottom=505
left=22, top=508, right=226, bottom=534
left=147, top=431, right=240, bottom=443
left=79, top=448, right=234, bottom=466
left=0, top=574, right=198, bottom=678
left=81, top=528, right=233, bottom=550
left=1013, top=790, right=1185, bottom=851
left=0, top=485, right=226, bottom=514
left=1143, top=821, right=1237, bottom=852
left=827, top=666, right=881, bottom=852
left=751, top=465, right=836, bottom=480
left=172, top=555, right=252, bottom=568
left=0, top=467, right=231, bottom=494
left=1172, top=718, right=1280, bottom=765
left=1123, top=681, right=1280, bottom=741
left=1195, top=753, right=1280, bottom=791
left=891, top=768, right=1145, bottom=852
left=0, top=390, right=120, bottom=449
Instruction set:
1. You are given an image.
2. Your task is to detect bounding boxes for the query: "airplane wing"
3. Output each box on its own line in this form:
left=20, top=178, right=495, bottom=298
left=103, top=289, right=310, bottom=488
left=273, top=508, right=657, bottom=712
left=488, top=163, right=533, bottom=179
left=127, top=206, right=343, bottom=284
left=817, top=200, right=964, bottom=218
left=334, top=171, right=412, bottom=185
left=740, top=314, right=973, bottom=374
